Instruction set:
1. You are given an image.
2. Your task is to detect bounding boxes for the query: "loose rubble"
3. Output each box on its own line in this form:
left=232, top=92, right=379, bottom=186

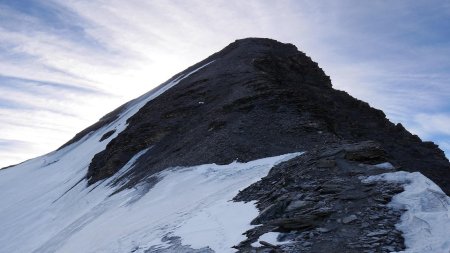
left=235, top=141, right=407, bottom=253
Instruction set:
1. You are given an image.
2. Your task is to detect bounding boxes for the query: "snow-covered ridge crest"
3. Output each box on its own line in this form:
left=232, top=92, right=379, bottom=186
left=364, top=171, right=450, bottom=253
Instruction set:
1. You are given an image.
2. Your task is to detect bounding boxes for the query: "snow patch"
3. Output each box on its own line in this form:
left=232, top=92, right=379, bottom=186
left=373, top=162, right=395, bottom=170
left=251, top=232, right=291, bottom=247
left=364, top=171, right=450, bottom=253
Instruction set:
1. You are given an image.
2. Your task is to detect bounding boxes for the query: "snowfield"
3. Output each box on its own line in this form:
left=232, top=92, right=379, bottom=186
left=364, top=171, right=450, bottom=253
left=0, top=143, right=302, bottom=253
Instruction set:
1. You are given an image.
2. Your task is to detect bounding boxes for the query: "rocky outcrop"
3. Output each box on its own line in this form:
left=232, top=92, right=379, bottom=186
left=234, top=141, right=406, bottom=253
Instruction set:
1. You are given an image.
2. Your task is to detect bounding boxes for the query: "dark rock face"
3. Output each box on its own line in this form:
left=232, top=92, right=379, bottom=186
left=69, top=38, right=449, bottom=195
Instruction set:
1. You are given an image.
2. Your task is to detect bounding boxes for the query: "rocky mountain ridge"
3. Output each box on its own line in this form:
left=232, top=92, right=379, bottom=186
left=61, top=38, right=449, bottom=195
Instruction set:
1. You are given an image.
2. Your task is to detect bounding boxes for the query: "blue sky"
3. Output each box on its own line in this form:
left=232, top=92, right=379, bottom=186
left=0, top=0, right=449, bottom=167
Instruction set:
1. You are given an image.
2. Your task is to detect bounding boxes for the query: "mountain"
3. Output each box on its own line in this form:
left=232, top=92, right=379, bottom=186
left=1, top=38, right=449, bottom=253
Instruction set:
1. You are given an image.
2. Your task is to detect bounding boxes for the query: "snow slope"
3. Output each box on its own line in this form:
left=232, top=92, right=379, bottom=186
left=0, top=145, right=302, bottom=253
left=364, top=171, right=450, bottom=253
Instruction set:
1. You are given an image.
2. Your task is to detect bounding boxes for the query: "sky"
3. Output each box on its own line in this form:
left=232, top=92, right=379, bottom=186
left=0, top=0, right=449, bottom=168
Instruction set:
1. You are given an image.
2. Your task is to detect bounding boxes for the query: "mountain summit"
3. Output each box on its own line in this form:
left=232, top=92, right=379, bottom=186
left=1, top=38, right=450, bottom=253
left=72, top=38, right=448, bottom=193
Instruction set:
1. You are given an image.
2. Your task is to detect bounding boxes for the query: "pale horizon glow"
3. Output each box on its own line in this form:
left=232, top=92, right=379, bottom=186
left=1, top=0, right=449, bottom=167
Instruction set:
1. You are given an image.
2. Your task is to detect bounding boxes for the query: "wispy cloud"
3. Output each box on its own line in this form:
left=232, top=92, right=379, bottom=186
left=0, top=0, right=449, bottom=167
left=411, top=114, right=450, bottom=136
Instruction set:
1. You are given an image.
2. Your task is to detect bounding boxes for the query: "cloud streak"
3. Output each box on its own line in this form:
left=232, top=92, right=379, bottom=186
left=1, top=0, right=449, bottom=167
